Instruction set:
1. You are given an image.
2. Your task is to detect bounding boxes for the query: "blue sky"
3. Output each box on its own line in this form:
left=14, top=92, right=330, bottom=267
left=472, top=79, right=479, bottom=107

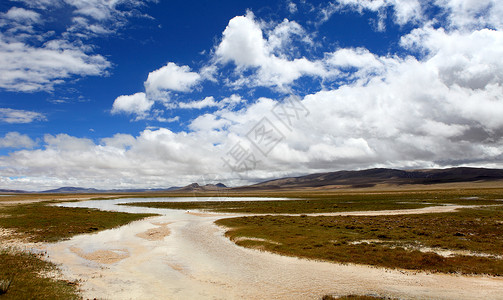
left=1, top=0, right=503, bottom=190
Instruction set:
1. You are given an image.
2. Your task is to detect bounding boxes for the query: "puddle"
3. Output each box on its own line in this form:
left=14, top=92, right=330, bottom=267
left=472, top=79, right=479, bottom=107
left=40, top=197, right=503, bottom=300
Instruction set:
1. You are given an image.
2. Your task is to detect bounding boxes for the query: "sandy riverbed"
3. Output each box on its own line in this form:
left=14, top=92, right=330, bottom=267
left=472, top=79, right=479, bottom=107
left=28, top=198, right=502, bottom=299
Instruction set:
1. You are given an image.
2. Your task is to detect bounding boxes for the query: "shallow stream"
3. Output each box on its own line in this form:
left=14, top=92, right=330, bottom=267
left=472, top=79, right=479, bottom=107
left=41, top=197, right=503, bottom=299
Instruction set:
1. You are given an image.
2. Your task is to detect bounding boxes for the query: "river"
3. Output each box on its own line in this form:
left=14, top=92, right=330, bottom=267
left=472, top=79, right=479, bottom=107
left=41, top=197, right=503, bottom=299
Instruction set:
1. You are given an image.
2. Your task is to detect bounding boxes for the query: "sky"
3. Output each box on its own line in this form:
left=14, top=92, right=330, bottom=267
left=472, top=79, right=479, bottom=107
left=1, top=0, right=503, bottom=191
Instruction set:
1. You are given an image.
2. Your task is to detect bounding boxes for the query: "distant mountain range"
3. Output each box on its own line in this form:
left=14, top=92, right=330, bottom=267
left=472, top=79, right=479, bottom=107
left=39, top=186, right=183, bottom=194
left=0, top=189, right=29, bottom=194
left=1, top=167, right=502, bottom=194
left=0, top=186, right=181, bottom=194
left=175, top=183, right=227, bottom=192
left=235, top=167, right=503, bottom=190
left=0, top=184, right=227, bottom=194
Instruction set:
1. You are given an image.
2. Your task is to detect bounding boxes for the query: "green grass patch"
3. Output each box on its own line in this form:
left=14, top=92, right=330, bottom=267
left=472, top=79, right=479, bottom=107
left=216, top=205, right=503, bottom=275
left=0, top=202, right=155, bottom=243
left=0, top=249, right=79, bottom=299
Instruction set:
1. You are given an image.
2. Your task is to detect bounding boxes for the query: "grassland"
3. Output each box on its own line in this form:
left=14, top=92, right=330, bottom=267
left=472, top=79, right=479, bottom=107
left=123, top=188, right=503, bottom=213
left=0, top=200, right=155, bottom=298
left=215, top=205, right=503, bottom=275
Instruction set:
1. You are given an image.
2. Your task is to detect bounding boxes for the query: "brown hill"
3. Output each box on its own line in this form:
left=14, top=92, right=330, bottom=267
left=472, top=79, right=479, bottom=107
left=236, top=167, right=503, bottom=190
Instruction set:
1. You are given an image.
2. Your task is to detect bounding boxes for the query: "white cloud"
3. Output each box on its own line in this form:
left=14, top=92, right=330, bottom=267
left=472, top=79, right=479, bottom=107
left=179, top=96, right=218, bottom=109
left=327, top=48, right=382, bottom=69
left=112, top=62, right=204, bottom=119
left=402, top=27, right=503, bottom=91
left=287, top=1, right=298, bottom=14
left=267, top=18, right=311, bottom=55
left=62, top=0, right=157, bottom=38
left=0, top=0, right=154, bottom=92
left=0, top=38, right=111, bottom=92
left=112, top=92, right=154, bottom=118
left=0, top=108, right=46, bottom=123
left=221, top=94, right=245, bottom=109
left=321, top=0, right=503, bottom=30
left=178, top=95, right=245, bottom=110
left=3, top=7, right=41, bottom=24
left=0, top=132, right=36, bottom=148
left=145, top=62, right=201, bottom=95
left=324, top=47, right=398, bottom=83
left=0, top=128, right=227, bottom=190
left=113, top=62, right=203, bottom=118
left=11, top=0, right=61, bottom=9
left=435, top=0, right=503, bottom=30
left=391, top=0, right=423, bottom=25
left=318, top=0, right=423, bottom=28
left=215, top=12, right=266, bottom=67
left=214, top=12, right=326, bottom=89
left=189, top=113, right=230, bottom=132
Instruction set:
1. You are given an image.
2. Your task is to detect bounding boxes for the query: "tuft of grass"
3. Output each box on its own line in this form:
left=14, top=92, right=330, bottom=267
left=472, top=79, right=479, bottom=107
left=0, top=275, right=13, bottom=295
left=216, top=205, right=503, bottom=275
left=0, top=249, right=79, bottom=299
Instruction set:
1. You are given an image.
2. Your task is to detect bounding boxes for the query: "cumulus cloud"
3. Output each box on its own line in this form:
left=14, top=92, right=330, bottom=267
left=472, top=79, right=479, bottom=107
left=215, top=12, right=326, bottom=89
left=216, top=12, right=266, bottom=67
left=112, top=92, right=154, bottom=118
left=179, top=97, right=218, bottom=109
left=0, top=129, right=227, bottom=190
left=0, top=108, right=46, bottom=123
left=436, top=0, right=503, bottom=30
left=145, top=62, right=201, bottom=94
left=177, top=95, right=245, bottom=110
left=401, top=26, right=503, bottom=91
left=111, top=62, right=203, bottom=119
left=0, top=132, right=36, bottom=149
